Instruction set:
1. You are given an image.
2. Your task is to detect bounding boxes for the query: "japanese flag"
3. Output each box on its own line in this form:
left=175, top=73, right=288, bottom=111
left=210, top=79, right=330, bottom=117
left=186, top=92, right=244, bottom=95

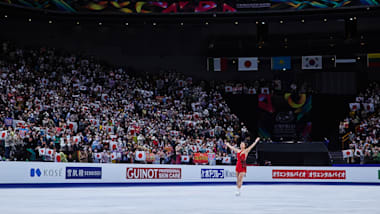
left=261, top=87, right=270, bottom=95
left=94, top=153, right=102, bottom=159
left=109, top=141, right=118, bottom=151
left=55, top=152, right=61, bottom=162
left=46, top=149, right=54, bottom=157
left=363, top=103, right=374, bottom=112
left=247, top=88, right=256, bottom=95
left=225, top=86, right=233, bottom=93
left=67, top=121, right=78, bottom=132
left=196, top=139, right=203, bottom=144
left=90, top=119, right=99, bottom=126
left=349, top=103, right=360, bottom=111
left=354, top=149, right=363, bottom=157
left=193, top=112, right=201, bottom=120
left=0, top=131, right=7, bottom=140
left=170, top=131, right=179, bottom=137
left=209, top=129, right=215, bottom=137
left=103, top=126, right=114, bottom=133
left=342, top=150, right=353, bottom=158
left=222, top=156, right=231, bottom=164
left=73, top=136, right=81, bottom=144
left=101, top=94, right=109, bottom=101
left=111, top=152, right=117, bottom=160
left=38, top=148, right=46, bottom=156
left=135, top=151, right=146, bottom=161
left=94, top=85, right=102, bottom=92
left=181, top=155, right=190, bottom=163
left=110, top=135, right=117, bottom=141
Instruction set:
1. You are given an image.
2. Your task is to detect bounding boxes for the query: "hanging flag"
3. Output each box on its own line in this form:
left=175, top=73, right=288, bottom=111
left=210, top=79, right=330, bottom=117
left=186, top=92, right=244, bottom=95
left=362, top=103, right=374, bottom=112
left=135, top=151, right=146, bottom=161
left=0, top=131, right=7, bottom=140
left=335, top=56, right=356, bottom=67
left=208, top=57, right=233, bottom=72
left=222, top=156, right=231, bottom=164
left=302, top=56, right=322, bottom=70
left=238, top=57, right=258, bottom=71
left=349, top=103, right=360, bottom=111
left=367, top=53, right=380, bottom=67
left=271, top=56, right=291, bottom=70
left=342, top=150, right=353, bottom=158
left=181, top=155, right=190, bottom=163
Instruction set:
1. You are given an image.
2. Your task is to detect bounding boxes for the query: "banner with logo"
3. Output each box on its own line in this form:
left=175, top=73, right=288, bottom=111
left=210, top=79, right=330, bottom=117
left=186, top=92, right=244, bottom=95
left=257, top=94, right=312, bottom=141
left=193, top=153, right=209, bottom=164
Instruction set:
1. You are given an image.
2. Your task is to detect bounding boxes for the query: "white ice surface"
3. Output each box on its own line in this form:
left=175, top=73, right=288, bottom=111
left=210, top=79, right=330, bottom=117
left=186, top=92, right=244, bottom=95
left=0, top=185, right=379, bottom=214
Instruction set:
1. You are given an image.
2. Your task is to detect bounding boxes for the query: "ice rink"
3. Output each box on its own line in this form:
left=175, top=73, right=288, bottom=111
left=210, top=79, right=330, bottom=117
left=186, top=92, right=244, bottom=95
left=1, top=184, right=379, bottom=214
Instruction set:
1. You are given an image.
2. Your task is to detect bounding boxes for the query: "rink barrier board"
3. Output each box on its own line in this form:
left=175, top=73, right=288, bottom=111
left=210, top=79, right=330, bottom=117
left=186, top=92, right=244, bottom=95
left=0, top=162, right=379, bottom=187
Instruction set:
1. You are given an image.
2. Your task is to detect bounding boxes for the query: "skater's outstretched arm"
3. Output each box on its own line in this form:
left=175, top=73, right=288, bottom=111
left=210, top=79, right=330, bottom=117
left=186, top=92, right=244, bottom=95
left=226, top=142, right=240, bottom=153
left=245, top=137, right=260, bottom=154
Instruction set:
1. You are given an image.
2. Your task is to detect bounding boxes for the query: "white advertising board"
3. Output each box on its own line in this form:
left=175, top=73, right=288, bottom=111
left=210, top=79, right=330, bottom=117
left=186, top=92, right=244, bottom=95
left=0, top=162, right=379, bottom=187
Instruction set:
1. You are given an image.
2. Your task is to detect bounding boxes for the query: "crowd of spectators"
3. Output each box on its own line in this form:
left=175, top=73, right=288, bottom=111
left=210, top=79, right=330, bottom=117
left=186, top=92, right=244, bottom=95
left=340, top=82, right=380, bottom=164
left=0, top=41, right=253, bottom=164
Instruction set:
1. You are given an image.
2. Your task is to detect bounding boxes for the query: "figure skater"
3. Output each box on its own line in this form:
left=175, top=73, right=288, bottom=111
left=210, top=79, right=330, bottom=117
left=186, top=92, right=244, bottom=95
left=226, top=137, right=260, bottom=196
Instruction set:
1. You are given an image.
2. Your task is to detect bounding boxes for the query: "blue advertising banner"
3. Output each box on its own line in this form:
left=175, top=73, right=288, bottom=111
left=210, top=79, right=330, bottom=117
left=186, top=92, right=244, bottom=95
left=65, top=167, right=102, bottom=179
left=201, top=169, right=224, bottom=179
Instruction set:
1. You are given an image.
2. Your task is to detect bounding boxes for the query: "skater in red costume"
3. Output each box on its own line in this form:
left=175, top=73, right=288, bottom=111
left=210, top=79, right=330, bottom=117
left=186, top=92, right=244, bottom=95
left=226, top=137, right=260, bottom=196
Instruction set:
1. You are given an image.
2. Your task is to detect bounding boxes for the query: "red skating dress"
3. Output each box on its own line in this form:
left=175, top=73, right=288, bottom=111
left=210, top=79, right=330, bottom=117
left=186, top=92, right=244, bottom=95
left=235, top=151, right=247, bottom=173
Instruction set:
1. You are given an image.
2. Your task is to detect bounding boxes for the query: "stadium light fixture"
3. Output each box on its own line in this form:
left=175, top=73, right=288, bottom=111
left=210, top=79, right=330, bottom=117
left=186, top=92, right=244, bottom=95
left=357, top=56, right=361, bottom=60
left=349, top=17, right=353, bottom=21
left=4, top=14, right=8, bottom=18
left=323, top=18, right=327, bottom=22
left=280, top=20, right=283, bottom=24
left=76, top=21, right=80, bottom=25
left=180, top=22, right=184, bottom=26
left=125, top=22, right=128, bottom=26
left=282, top=68, right=286, bottom=71
left=256, top=21, right=259, bottom=24
left=353, top=17, right=357, bottom=20
left=28, top=18, right=32, bottom=22
left=261, top=21, right=265, bottom=25
left=205, top=21, right=209, bottom=25
left=98, top=22, right=102, bottom=26
left=48, top=20, right=52, bottom=24
left=153, top=22, right=156, bottom=26
left=331, top=57, right=335, bottom=61
left=301, top=19, right=305, bottom=23
left=234, top=21, right=238, bottom=25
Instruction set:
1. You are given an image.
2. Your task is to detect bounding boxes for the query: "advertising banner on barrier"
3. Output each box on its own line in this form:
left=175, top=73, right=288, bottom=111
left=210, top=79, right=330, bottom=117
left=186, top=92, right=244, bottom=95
left=0, top=162, right=379, bottom=186
left=126, top=168, right=181, bottom=180
left=272, top=170, right=346, bottom=180
left=193, top=153, right=209, bottom=164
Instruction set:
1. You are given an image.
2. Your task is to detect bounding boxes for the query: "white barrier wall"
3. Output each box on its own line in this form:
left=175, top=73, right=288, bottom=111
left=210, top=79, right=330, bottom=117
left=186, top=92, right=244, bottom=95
left=0, top=162, right=379, bottom=186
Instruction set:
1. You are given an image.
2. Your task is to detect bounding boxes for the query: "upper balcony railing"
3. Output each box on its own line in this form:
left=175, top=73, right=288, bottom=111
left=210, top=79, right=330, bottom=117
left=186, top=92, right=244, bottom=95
left=0, top=0, right=379, bottom=15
